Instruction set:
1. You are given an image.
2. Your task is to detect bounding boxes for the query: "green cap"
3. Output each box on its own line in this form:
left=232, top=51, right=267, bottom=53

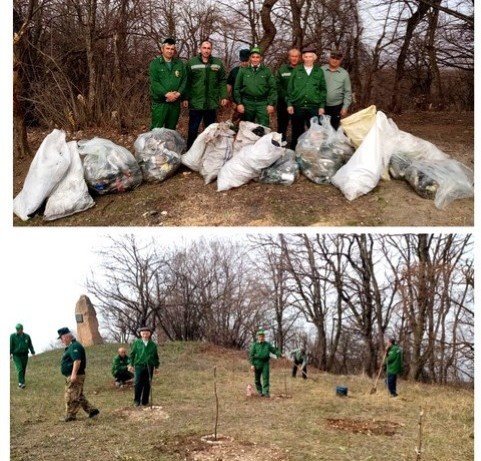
left=250, top=45, right=262, bottom=56
left=15, top=323, right=23, bottom=330
left=257, top=329, right=266, bottom=336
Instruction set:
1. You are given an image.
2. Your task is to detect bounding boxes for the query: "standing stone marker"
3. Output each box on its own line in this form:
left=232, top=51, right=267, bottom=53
left=75, top=295, right=103, bottom=346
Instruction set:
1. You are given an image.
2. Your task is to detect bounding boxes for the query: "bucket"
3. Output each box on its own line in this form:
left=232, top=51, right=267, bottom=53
left=336, top=386, right=348, bottom=397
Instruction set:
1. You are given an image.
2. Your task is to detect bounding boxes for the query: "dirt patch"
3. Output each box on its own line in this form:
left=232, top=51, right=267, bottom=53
left=13, top=111, right=473, bottom=227
left=115, top=405, right=169, bottom=422
left=326, top=418, right=403, bottom=436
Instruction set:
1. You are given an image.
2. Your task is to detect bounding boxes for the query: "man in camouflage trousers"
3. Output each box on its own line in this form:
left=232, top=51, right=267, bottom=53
left=10, top=323, right=35, bottom=389
left=58, top=327, right=99, bottom=422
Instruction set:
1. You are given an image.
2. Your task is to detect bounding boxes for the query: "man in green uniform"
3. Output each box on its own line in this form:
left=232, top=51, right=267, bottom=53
left=10, top=323, right=35, bottom=389
left=248, top=329, right=281, bottom=398
left=287, top=44, right=326, bottom=149
left=233, top=46, right=277, bottom=127
left=384, top=338, right=403, bottom=397
left=58, top=327, right=99, bottom=422
left=276, top=48, right=301, bottom=142
left=184, top=40, right=228, bottom=149
left=112, top=347, right=133, bottom=387
left=149, top=38, right=187, bottom=130
left=128, top=326, right=160, bottom=406
left=290, top=348, right=308, bottom=379
left=321, top=49, right=352, bottom=130
left=227, top=48, right=250, bottom=124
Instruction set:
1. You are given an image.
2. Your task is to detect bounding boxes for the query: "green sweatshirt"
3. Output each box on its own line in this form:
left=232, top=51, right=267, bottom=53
left=286, top=65, right=326, bottom=109
left=130, top=339, right=160, bottom=368
left=385, top=344, right=403, bottom=375
left=249, top=341, right=280, bottom=368
left=276, top=63, right=297, bottom=101
left=61, top=339, right=86, bottom=376
left=185, top=55, right=227, bottom=110
left=10, top=333, right=35, bottom=355
left=233, top=64, right=277, bottom=105
left=111, top=354, right=130, bottom=377
left=149, top=56, right=187, bottom=104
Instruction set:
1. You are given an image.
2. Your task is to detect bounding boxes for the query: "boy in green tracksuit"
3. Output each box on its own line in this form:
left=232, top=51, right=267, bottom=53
left=286, top=45, right=326, bottom=149
left=128, top=326, right=160, bottom=406
left=384, top=338, right=403, bottom=397
left=149, top=38, right=187, bottom=130
left=10, top=323, right=35, bottom=389
left=233, top=46, right=277, bottom=127
left=249, top=329, right=281, bottom=397
left=111, top=347, right=133, bottom=386
left=184, top=40, right=228, bottom=149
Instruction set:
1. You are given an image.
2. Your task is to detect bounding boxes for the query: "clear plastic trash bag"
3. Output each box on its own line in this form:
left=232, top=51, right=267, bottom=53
left=256, top=149, right=299, bottom=186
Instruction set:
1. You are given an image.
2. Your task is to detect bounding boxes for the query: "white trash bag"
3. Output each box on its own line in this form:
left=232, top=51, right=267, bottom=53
left=233, top=121, right=271, bottom=153
left=80, top=138, right=142, bottom=194
left=134, top=128, right=185, bottom=183
left=217, top=132, right=285, bottom=191
left=44, top=141, right=95, bottom=221
left=13, top=129, right=71, bottom=220
left=182, top=123, right=219, bottom=171
left=331, top=111, right=397, bottom=201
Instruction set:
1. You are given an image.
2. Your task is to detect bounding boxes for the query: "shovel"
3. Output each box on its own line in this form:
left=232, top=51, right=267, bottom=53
left=370, top=351, right=386, bottom=395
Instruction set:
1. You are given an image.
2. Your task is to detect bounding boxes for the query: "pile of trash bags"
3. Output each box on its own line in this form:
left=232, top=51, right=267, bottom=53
left=256, top=149, right=299, bottom=186
left=79, top=138, right=142, bottom=194
left=295, top=115, right=354, bottom=184
left=134, top=128, right=186, bottom=183
left=333, top=109, right=474, bottom=209
left=13, top=129, right=95, bottom=221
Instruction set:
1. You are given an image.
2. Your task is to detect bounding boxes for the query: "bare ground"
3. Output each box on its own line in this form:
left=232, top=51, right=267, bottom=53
left=13, top=111, right=474, bottom=227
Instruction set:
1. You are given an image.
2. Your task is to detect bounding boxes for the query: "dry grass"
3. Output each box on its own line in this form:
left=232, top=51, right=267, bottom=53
left=12, top=111, right=474, bottom=227
left=10, top=342, right=473, bottom=461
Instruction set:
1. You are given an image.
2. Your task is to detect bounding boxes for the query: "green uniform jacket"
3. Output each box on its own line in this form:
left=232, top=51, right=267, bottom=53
left=149, top=56, right=187, bottom=104
left=111, top=355, right=130, bottom=377
left=61, top=339, right=86, bottom=376
left=249, top=341, right=280, bottom=368
left=286, top=65, right=326, bottom=109
left=185, top=55, right=227, bottom=110
left=276, top=63, right=297, bottom=102
left=130, top=339, right=160, bottom=368
left=234, top=65, right=277, bottom=106
left=10, top=333, right=35, bottom=355
left=385, top=344, right=403, bottom=375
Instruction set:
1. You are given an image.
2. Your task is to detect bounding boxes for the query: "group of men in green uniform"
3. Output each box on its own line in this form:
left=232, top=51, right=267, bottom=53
left=11, top=324, right=403, bottom=422
left=149, top=39, right=352, bottom=149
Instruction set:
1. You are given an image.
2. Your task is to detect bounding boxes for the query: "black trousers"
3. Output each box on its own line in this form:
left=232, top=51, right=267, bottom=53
left=291, top=106, right=319, bottom=150
left=292, top=361, right=307, bottom=379
left=114, top=369, right=134, bottom=383
left=276, top=99, right=290, bottom=142
left=187, top=109, right=217, bottom=149
left=324, top=103, right=343, bottom=131
left=387, top=373, right=398, bottom=396
left=134, top=366, right=154, bottom=405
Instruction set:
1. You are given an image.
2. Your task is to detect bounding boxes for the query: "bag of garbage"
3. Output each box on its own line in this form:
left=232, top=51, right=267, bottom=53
left=182, top=123, right=219, bottom=171
left=233, top=121, right=271, bottom=153
left=134, top=128, right=185, bottom=183
left=256, top=149, right=299, bottom=186
left=331, top=111, right=397, bottom=200
left=340, top=105, right=377, bottom=148
left=200, top=123, right=236, bottom=184
left=44, top=141, right=95, bottom=220
left=217, top=132, right=285, bottom=191
left=13, top=129, right=71, bottom=220
left=296, top=116, right=354, bottom=184
left=79, top=138, right=142, bottom=194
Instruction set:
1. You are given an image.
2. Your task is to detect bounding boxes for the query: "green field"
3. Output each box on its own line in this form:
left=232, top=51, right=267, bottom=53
left=10, top=342, right=473, bottom=461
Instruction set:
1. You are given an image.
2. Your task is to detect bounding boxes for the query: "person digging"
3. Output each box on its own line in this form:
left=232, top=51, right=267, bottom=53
left=248, top=329, right=281, bottom=398
left=384, top=338, right=403, bottom=397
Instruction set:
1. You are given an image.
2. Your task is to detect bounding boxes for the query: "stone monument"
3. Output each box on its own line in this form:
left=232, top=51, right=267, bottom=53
left=75, top=295, right=103, bottom=346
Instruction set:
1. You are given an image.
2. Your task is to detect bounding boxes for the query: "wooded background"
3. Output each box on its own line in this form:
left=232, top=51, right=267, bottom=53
left=13, top=0, right=474, bottom=158
left=86, top=233, right=474, bottom=385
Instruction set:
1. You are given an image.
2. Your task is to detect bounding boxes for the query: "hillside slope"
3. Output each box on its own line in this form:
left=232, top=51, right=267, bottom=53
left=10, top=342, right=473, bottom=461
